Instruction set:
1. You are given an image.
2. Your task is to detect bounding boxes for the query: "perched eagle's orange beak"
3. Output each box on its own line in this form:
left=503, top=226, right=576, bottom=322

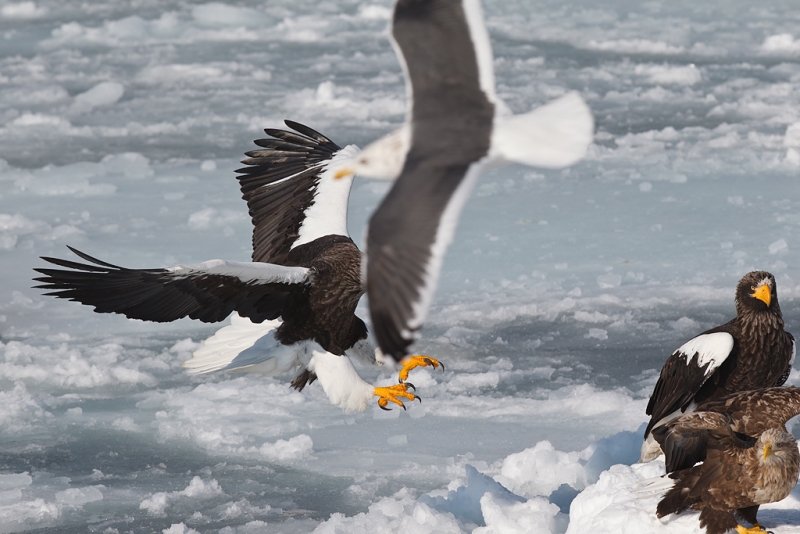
left=763, top=442, right=774, bottom=460
left=752, top=284, right=772, bottom=307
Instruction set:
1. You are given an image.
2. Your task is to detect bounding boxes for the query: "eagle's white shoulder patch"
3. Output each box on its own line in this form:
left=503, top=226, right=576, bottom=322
left=676, top=332, right=735, bottom=376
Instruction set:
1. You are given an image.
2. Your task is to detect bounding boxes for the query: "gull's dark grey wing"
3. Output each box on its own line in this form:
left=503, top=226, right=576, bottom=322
left=366, top=0, right=495, bottom=359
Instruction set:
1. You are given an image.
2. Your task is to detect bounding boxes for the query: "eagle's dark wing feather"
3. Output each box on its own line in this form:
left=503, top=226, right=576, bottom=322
left=653, top=411, right=756, bottom=473
left=236, top=120, right=349, bottom=265
left=34, top=246, right=311, bottom=323
left=645, top=329, right=735, bottom=437
left=696, top=386, right=800, bottom=436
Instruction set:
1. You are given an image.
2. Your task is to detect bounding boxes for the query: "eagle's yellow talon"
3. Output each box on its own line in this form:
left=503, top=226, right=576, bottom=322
left=398, top=354, right=444, bottom=382
left=735, top=524, right=770, bottom=534
left=374, top=383, right=417, bottom=410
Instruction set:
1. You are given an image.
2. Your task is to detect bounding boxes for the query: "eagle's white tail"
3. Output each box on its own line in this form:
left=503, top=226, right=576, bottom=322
left=182, top=313, right=295, bottom=375
left=491, top=91, right=594, bottom=169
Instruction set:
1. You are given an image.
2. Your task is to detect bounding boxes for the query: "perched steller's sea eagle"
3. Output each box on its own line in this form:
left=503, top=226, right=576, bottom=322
left=641, top=271, right=795, bottom=461
left=648, top=387, right=800, bottom=534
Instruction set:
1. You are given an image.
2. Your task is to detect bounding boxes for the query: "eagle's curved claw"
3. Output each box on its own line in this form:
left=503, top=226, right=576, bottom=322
left=374, top=383, right=416, bottom=411
left=398, top=354, right=444, bottom=382
left=405, top=382, right=416, bottom=391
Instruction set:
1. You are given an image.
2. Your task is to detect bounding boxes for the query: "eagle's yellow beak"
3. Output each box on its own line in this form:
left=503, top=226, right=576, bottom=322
left=752, top=284, right=772, bottom=307
left=763, top=442, right=774, bottom=460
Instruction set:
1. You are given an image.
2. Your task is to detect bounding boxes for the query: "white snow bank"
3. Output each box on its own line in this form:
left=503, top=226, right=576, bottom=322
left=488, top=430, right=643, bottom=509
left=568, top=458, right=800, bottom=534
left=419, top=465, right=528, bottom=526
left=140, top=476, right=224, bottom=516
left=761, top=34, right=800, bottom=55
left=187, top=207, right=247, bottom=230
left=0, top=2, right=46, bottom=19
left=313, top=488, right=463, bottom=534
left=0, top=214, right=51, bottom=250
left=432, top=384, right=646, bottom=431
left=163, top=524, right=200, bottom=534
left=71, top=82, right=125, bottom=114
left=314, top=432, right=645, bottom=534
left=475, top=493, right=566, bottom=534
left=635, top=65, right=701, bottom=86
left=259, top=434, right=314, bottom=463
left=0, top=382, right=52, bottom=438
left=0, top=472, right=103, bottom=533
left=150, top=377, right=310, bottom=458
left=191, top=3, right=270, bottom=28
left=0, top=340, right=157, bottom=389
left=586, top=39, right=685, bottom=55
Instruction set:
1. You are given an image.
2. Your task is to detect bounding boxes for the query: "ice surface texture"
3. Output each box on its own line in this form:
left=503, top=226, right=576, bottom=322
left=3, top=0, right=800, bottom=532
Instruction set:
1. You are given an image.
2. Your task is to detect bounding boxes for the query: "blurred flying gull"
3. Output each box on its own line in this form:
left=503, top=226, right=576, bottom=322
left=341, top=0, right=594, bottom=359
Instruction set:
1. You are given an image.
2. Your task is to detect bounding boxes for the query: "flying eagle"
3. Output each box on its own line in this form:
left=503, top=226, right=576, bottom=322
left=641, top=271, right=795, bottom=461
left=650, top=387, right=800, bottom=534
left=34, top=121, right=435, bottom=412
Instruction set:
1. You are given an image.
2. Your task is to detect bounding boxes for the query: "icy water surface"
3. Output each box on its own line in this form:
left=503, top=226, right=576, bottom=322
left=2, top=0, right=800, bottom=532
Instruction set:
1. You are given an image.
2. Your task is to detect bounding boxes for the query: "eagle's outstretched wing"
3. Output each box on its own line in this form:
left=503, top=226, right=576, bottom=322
left=34, top=246, right=311, bottom=323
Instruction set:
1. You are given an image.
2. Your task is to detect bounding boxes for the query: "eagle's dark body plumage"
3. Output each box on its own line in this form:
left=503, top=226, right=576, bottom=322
left=643, top=271, right=795, bottom=453
left=274, top=235, right=366, bottom=356
left=652, top=388, right=800, bottom=534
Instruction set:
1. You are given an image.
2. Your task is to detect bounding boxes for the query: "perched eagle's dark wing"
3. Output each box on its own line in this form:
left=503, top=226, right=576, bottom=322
left=366, top=0, right=495, bottom=360
left=34, top=246, right=311, bottom=323
left=696, top=386, right=800, bottom=436
left=652, top=411, right=756, bottom=473
left=645, top=330, right=735, bottom=437
left=775, top=332, right=796, bottom=387
left=236, top=120, right=356, bottom=265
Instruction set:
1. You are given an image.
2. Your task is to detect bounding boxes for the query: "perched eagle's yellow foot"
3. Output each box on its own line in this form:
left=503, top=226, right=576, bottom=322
left=374, top=383, right=420, bottom=411
left=735, top=524, right=771, bottom=534
left=398, top=354, right=444, bottom=383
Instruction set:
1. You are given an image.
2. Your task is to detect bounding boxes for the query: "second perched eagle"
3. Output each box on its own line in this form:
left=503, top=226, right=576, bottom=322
left=650, top=387, right=800, bottom=534
left=641, top=271, right=795, bottom=461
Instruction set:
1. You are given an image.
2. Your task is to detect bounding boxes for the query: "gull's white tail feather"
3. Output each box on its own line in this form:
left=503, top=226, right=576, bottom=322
left=182, top=313, right=303, bottom=375
left=491, top=91, right=594, bottom=169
